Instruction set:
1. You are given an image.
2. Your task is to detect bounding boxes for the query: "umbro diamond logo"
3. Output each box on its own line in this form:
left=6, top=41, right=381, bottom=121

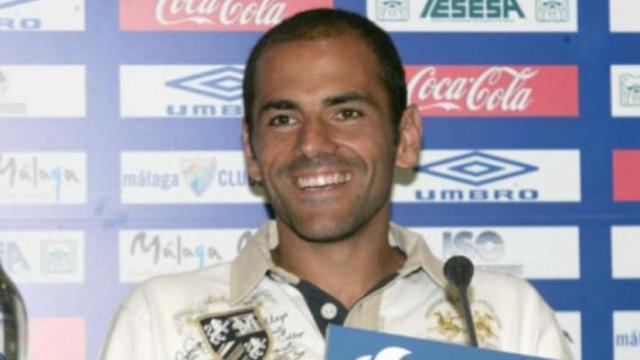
left=418, top=151, right=538, bottom=186
left=166, top=66, right=243, bottom=101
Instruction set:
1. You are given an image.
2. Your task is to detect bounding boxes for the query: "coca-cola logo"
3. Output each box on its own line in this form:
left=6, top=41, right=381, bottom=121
left=121, top=0, right=333, bottom=31
left=155, top=0, right=286, bottom=26
left=408, top=66, right=537, bottom=113
left=405, top=65, right=579, bottom=117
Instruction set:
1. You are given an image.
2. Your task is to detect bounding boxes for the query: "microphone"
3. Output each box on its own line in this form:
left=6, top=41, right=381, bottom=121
left=443, top=255, right=478, bottom=347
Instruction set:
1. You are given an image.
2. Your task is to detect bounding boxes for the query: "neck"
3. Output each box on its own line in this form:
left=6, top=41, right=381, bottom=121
left=272, top=208, right=405, bottom=309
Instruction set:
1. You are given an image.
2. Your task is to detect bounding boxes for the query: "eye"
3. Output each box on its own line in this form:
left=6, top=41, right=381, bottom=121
left=268, top=115, right=296, bottom=127
left=335, top=109, right=363, bottom=121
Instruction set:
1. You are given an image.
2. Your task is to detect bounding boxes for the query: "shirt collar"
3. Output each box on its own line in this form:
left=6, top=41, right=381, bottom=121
left=229, top=221, right=447, bottom=304
left=388, top=223, right=448, bottom=287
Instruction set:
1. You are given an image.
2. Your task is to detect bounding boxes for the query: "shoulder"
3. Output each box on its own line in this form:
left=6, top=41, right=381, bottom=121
left=471, top=270, right=548, bottom=310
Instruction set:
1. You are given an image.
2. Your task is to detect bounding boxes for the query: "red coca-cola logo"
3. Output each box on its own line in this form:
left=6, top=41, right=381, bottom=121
left=613, top=150, right=640, bottom=201
left=155, top=0, right=285, bottom=26
left=405, top=65, right=578, bottom=117
left=120, top=0, right=334, bottom=31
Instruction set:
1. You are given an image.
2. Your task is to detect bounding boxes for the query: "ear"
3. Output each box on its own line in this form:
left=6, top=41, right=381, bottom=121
left=243, top=121, right=263, bottom=183
left=394, top=104, right=422, bottom=169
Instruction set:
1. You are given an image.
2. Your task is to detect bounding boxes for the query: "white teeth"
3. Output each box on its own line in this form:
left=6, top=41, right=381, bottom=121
left=296, top=173, right=352, bottom=189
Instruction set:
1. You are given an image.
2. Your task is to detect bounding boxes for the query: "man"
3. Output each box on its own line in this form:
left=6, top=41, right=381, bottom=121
left=102, top=9, right=573, bottom=360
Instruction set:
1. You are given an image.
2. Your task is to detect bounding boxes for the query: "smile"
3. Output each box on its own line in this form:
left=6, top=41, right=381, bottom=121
left=295, top=172, right=353, bottom=190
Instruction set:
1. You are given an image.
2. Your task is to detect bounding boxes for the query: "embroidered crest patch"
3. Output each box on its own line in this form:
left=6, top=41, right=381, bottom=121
left=197, top=307, right=271, bottom=360
left=425, top=298, right=502, bottom=349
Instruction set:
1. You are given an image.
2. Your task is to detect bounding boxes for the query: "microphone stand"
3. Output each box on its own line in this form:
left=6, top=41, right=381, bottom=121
left=444, top=255, right=479, bottom=348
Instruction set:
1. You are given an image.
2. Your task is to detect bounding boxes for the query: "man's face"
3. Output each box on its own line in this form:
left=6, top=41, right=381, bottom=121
left=244, top=34, right=419, bottom=242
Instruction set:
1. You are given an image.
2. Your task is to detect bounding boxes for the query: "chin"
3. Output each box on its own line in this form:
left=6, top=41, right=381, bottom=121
left=291, top=219, right=362, bottom=244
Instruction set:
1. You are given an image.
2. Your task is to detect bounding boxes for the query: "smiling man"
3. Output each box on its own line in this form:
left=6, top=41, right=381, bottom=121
left=102, top=9, right=573, bottom=360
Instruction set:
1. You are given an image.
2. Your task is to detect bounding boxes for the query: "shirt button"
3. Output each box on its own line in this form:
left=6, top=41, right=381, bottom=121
left=321, top=302, right=338, bottom=320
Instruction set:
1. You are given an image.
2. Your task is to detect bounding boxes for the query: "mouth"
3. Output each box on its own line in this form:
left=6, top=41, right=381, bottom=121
left=294, top=172, right=353, bottom=190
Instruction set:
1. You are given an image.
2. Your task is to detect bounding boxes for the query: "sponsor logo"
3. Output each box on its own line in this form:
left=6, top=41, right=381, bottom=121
left=536, top=0, right=569, bottom=22
left=418, top=151, right=538, bottom=186
left=0, top=66, right=85, bottom=117
left=356, top=347, right=412, bottom=360
left=406, top=65, right=579, bottom=117
left=443, top=230, right=517, bottom=274
left=120, top=0, right=334, bottom=31
left=619, top=74, right=640, bottom=107
left=121, top=170, right=180, bottom=191
left=611, top=66, right=640, bottom=117
left=0, top=240, right=30, bottom=274
left=30, top=318, right=85, bottom=360
left=614, top=311, right=640, bottom=359
left=392, top=150, right=581, bottom=203
left=610, top=0, right=640, bottom=32
left=0, top=231, right=84, bottom=283
left=375, top=0, right=410, bottom=21
left=41, top=239, right=77, bottom=274
left=0, top=0, right=38, bottom=9
left=616, top=329, right=640, bottom=347
left=181, top=157, right=216, bottom=195
left=166, top=66, right=243, bottom=101
left=121, top=151, right=263, bottom=204
left=0, top=153, right=86, bottom=204
left=613, top=150, right=640, bottom=201
left=198, top=307, right=271, bottom=360
left=367, top=0, right=577, bottom=32
left=611, top=226, right=640, bottom=278
left=0, top=0, right=84, bottom=31
left=122, top=157, right=251, bottom=194
left=0, top=0, right=41, bottom=30
left=120, top=65, right=244, bottom=118
left=417, top=151, right=539, bottom=200
left=420, top=0, right=525, bottom=20
left=120, top=229, right=252, bottom=282
left=416, top=226, right=580, bottom=279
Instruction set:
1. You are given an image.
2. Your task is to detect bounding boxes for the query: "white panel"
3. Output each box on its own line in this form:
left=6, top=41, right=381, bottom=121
left=612, top=226, right=640, bottom=278
left=120, top=65, right=244, bottom=118
left=0, top=0, right=84, bottom=31
left=393, top=150, right=581, bottom=203
left=0, top=152, right=87, bottom=204
left=368, top=0, right=578, bottom=32
left=0, top=231, right=84, bottom=283
left=611, top=65, right=640, bottom=118
left=610, top=0, right=640, bottom=32
left=0, top=66, right=85, bottom=117
left=414, top=226, right=580, bottom=279
left=121, top=151, right=264, bottom=204
left=119, top=229, right=254, bottom=282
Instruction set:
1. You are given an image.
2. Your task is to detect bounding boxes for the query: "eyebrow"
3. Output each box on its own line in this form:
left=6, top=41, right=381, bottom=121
left=257, top=92, right=380, bottom=118
left=257, top=99, right=299, bottom=118
left=322, top=92, right=379, bottom=109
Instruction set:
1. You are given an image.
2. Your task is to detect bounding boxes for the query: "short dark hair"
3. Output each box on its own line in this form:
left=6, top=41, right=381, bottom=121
left=243, top=8, right=407, bottom=142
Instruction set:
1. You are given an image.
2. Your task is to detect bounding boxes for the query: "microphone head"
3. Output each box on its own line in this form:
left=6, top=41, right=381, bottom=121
left=443, top=255, right=475, bottom=289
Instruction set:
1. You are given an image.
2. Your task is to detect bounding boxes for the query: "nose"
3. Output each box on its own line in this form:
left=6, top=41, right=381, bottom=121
left=295, top=117, right=337, bottom=158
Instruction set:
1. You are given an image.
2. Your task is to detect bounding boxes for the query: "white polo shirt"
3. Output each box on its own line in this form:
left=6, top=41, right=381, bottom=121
left=101, top=221, right=573, bottom=360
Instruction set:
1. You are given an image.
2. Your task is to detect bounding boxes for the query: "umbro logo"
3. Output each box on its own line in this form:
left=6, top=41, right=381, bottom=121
left=0, top=0, right=38, bottom=10
left=166, top=66, right=243, bottom=101
left=418, top=151, right=538, bottom=186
